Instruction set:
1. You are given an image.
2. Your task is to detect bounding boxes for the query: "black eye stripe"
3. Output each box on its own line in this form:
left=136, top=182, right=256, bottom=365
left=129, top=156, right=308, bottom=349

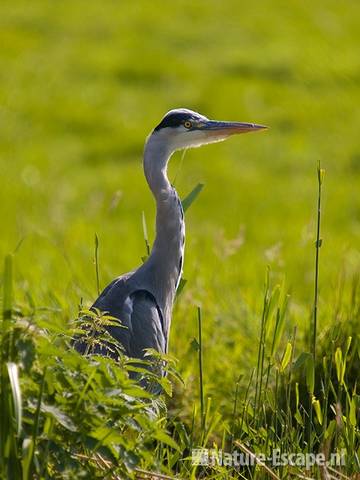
left=154, top=113, right=195, bottom=131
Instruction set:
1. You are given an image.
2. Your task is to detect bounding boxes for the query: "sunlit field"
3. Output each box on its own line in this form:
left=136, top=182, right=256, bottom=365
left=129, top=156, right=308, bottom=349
left=0, top=1, right=359, bottom=478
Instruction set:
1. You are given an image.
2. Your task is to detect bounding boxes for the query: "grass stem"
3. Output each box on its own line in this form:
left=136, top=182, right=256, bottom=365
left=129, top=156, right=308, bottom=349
left=197, top=307, right=205, bottom=433
left=312, top=162, right=324, bottom=361
left=94, top=234, right=100, bottom=296
left=308, top=162, right=324, bottom=454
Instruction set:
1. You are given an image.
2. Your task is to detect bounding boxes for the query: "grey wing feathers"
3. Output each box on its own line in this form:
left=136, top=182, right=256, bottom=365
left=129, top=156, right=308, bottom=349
left=74, top=269, right=166, bottom=359
left=72, top=282, right=132, bottom=357
left=128, top=290, right=166, bottom=358
left=93, top=280, right=166, bottom=358
left=91, top=277, right=133, bottom=355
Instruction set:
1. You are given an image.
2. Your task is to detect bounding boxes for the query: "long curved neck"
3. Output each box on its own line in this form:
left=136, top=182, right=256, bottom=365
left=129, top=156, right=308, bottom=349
left=144, top=135, right=172, bottom=200
left=143, top=135, right=185, bottom=310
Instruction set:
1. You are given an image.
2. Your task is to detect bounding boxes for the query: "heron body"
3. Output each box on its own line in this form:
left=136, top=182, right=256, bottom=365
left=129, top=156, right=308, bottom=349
left=75, top=109, right=266, bottom=360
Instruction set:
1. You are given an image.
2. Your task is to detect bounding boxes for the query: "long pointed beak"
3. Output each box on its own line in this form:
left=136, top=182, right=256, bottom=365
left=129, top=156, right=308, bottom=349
left=199, top=120, right=268, bottom=137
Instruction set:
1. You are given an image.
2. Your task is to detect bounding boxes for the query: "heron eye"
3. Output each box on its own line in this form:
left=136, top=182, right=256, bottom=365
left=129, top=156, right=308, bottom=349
left=184, top=120, right=192, bottom=129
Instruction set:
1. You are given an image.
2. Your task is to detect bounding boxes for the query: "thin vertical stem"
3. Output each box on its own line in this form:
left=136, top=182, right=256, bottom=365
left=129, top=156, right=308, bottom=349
left=322, top=341, right=334, bottom=440
left=309, top=162, right=324, bottom=454
left=312, top=162, right=324, bottom=361
left=308, top=391, right=313, bottom=454
left=239, top=369, right=254, bottom=440
left=197, top=307, right=205, bottom=433
left=173, top=148, right=187, bottom=186
left=94, top=234, right=100, bottom=296
left=230, top=374, right=242, bottom=449
left=255, top=269, right=269, bottom=423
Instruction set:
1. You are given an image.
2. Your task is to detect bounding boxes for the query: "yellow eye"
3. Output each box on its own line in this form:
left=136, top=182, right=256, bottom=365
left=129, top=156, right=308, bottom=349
left=184, top=120, right=192, bottom=129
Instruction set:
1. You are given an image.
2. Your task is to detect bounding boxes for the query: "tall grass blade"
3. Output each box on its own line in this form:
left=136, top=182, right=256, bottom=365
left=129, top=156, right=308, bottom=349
left=3, top=254, right=13, bottom=322
left=270, top=293, right=289, bottom=357
left=6, top=363, right=22, bottom=436
left=239, top=368, right=254, bottom=441
left=307, top=353, right=315, bottom=453
left=172, top=148, right=187, bottom=186
left=25, top=367, right=47, bottom=479
left=0, top=255, right=14, bottom=476
left=230, top=374, right=242, bottom=448
left=181, top=183, right=204, bottom=213
left=175, top=278, right=187, bottom=299
left=280, top=342, right=292, bottom=373
left=2, top=254, right=14, bottom=361
left=254, top=269, right=270, bottom=422
left=321, top=340, right=334, bottom=439
left=142, top=211, right=151, bottom=257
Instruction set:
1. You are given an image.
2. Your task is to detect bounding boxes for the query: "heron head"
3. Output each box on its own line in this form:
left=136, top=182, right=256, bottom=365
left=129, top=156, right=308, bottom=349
left=151, top=108, right=267, bottom=152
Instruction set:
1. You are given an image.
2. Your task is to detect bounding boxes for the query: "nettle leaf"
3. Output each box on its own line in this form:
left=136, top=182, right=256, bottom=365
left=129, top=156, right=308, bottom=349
left=118, top=446, right=140, bottom=470
left=41, top=403, right=77, bottom=432
left=90, top=426, right=125, bottom=446
left=122, top=386, right=153, bottom=399
left=152, top=431, right=181, bottom=452
left=16, top=337, right=36, bottom=373
left=156, top=376, right=173, bottom=396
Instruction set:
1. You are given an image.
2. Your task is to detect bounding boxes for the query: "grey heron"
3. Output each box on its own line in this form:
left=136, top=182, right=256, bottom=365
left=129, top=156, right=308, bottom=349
left=74, top=108, right=266, bottom=361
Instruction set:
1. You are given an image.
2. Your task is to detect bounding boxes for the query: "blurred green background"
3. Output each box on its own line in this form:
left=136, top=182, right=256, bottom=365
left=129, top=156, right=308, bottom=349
left=0, top=0, right=359, bottom=392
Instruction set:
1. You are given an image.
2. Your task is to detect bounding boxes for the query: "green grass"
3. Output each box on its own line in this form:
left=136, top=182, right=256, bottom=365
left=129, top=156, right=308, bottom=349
left=0, top=0, right=359, bottom=478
